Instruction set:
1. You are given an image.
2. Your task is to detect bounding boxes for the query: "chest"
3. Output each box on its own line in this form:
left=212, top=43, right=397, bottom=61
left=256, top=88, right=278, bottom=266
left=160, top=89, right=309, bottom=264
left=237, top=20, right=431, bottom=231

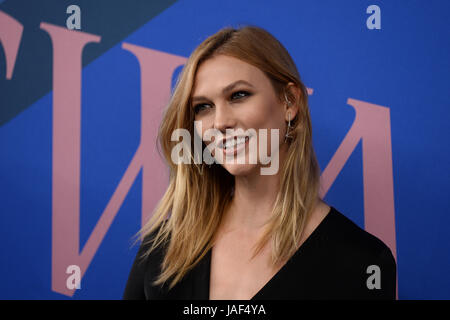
left=208, top=233, right=285, bottom=300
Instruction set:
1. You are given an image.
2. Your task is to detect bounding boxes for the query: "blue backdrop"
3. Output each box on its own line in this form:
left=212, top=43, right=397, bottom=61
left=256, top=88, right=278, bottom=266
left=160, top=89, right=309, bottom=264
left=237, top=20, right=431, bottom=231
left=0, top=0, right=449, bottom=299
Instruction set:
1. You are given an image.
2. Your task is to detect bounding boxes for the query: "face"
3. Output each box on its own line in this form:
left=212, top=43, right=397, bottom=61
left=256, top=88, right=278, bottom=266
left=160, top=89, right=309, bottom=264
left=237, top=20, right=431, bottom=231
left=191, top=54, right=292, bottom=176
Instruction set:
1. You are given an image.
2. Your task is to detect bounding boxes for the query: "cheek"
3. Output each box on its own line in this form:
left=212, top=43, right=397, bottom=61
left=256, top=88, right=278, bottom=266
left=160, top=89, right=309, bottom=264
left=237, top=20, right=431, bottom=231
left=252, top=101, right=285, bottom=153
left=243, top=101, right=271, bottom=127
left=193, top=121, right=203, bottom=137
left=194, top=118, right=215, bottom=144
left=247, top=99, right=284, bottom=130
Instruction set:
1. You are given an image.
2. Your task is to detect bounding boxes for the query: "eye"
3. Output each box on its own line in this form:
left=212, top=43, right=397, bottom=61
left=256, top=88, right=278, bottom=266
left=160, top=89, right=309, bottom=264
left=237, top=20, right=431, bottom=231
left=193, top=103, right=211, bottom=114
left=231, top=90, right=251, bottom=100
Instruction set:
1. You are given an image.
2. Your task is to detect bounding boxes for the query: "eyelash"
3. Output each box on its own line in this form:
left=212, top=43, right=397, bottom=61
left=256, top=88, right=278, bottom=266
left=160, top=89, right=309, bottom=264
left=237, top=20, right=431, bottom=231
left=193, top=91, right=251, bottom=114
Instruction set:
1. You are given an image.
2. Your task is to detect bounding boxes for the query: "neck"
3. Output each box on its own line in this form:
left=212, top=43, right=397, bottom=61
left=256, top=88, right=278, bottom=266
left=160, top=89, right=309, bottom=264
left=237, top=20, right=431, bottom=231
left=221, top=141, right=289, bottom=233
left=225, top=172, right=281, bottom=231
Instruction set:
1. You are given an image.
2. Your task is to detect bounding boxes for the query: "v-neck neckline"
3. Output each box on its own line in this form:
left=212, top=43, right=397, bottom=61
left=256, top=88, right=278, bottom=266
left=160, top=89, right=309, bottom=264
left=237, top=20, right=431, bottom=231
left=203, top=206, right=335, bottom=300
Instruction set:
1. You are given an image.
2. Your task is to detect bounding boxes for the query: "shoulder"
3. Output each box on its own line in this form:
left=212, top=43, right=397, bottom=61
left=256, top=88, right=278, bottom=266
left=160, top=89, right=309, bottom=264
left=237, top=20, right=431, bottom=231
left=322, top=206, right=395, bottom=263
left=123, top=226, right=167, bottom=300
left=138, top=226, right=168, bottom=272
left=137, top=227, right=170, bottom=283
left=134, top=226, right=210, bottom=299
left=305, top=206, right=397, bottom=299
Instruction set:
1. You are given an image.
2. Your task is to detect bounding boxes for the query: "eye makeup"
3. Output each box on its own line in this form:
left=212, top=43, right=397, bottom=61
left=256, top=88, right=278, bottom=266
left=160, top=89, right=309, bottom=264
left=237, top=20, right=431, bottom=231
left=193, top=90, right=252, bottom=114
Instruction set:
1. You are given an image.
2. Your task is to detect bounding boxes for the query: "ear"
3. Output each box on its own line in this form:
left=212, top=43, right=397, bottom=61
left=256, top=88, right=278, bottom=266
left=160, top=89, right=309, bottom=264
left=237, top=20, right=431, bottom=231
left=284, top=82, right=301, bottom=122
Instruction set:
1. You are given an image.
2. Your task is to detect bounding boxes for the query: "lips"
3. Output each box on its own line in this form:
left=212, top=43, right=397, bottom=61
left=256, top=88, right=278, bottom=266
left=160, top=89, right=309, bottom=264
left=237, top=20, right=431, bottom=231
left=213, top=135, right=250, bottom=159
left=216, top=135, right=250, bottom=150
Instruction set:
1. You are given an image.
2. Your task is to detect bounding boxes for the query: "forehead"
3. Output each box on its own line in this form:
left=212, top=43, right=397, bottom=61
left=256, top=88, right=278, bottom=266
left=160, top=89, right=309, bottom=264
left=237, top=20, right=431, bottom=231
left=192, top=55, right=270, bottom=95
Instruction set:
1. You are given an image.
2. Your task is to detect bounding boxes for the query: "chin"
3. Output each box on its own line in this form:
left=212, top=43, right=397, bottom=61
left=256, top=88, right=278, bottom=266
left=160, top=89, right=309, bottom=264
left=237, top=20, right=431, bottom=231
left=222, top=163, right=259, bottom=176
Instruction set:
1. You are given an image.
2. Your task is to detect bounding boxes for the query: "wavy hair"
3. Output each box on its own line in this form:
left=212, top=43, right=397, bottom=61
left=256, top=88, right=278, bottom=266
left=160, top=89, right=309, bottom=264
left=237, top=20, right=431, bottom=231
left=136, top=25, right=321, bottom=289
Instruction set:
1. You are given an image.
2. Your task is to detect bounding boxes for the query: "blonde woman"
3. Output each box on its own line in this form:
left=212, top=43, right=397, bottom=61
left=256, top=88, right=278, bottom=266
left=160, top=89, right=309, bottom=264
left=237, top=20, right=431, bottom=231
left=123, top=26, right=396, bottom=300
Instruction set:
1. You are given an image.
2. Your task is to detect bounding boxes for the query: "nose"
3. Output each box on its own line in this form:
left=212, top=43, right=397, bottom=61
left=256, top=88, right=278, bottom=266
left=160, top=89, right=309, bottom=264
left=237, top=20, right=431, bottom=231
left=213, top=104, right=236, bottom=134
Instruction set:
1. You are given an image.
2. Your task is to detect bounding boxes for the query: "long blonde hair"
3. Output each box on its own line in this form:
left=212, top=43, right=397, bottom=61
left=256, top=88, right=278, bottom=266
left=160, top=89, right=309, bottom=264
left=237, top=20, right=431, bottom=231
left=136, top=25, right=321, bottom=289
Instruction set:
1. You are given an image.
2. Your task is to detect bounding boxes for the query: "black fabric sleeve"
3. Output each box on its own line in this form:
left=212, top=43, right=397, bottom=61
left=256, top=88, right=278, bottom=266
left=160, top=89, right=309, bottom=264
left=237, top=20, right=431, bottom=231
left=378, top=245, right=397, bottom=300
left=122, top=239, right=151, bottom=300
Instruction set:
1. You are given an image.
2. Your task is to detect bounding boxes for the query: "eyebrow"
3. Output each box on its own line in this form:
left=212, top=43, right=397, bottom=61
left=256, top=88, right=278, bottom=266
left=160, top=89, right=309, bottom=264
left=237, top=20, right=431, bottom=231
left=191, top=80, right=254, bottom=103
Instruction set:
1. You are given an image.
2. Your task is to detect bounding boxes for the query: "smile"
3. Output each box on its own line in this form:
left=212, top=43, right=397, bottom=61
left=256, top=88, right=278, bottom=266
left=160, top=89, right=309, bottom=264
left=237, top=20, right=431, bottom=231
left=218, top=135, right=250, bottom=156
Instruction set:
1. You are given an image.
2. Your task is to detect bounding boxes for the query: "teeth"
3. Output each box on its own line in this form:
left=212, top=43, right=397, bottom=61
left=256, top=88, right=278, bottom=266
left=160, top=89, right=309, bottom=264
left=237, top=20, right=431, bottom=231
left=223, top=136, right=248, bottom=149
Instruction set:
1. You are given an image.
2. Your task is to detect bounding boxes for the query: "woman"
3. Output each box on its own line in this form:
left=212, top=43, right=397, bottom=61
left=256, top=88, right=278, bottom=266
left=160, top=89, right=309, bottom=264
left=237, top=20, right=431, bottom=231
left=123, top=25, right=396, bottom=300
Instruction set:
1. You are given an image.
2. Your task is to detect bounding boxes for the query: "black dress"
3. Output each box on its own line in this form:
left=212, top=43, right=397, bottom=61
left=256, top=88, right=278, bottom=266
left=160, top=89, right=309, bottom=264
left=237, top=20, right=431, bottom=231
left=123, top=206, right=396, bottom=300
